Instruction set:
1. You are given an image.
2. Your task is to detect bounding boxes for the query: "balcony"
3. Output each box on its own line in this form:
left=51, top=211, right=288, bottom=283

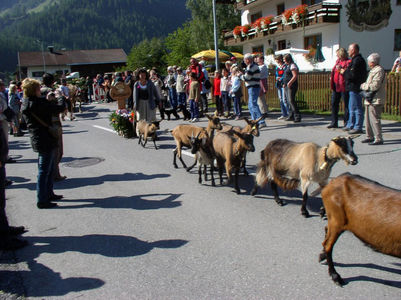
left=224, top=2, right=342, bottom=46
left=235, top=0, right=266, bottom=10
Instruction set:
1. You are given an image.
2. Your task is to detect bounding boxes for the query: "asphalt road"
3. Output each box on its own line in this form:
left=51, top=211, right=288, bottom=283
left=1, top=103, right=401, bottom=299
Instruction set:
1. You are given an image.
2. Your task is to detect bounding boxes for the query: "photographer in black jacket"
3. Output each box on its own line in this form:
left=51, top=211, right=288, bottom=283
left=342, top=43, right=367, bottom=134
left=21, top=78, right=65, bottom=209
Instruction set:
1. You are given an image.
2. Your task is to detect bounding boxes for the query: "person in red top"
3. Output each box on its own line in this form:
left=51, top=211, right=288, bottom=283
left=213, top=70, right=223, bottom=116
left=328, top=48, right=351, bottom=128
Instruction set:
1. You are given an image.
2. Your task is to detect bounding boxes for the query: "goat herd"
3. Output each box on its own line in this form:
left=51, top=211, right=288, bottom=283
left=135, top=115, right=401, bottom=287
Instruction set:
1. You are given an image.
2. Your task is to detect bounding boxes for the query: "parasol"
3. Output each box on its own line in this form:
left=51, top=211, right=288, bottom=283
left=191, top=50, right=230, bottom=61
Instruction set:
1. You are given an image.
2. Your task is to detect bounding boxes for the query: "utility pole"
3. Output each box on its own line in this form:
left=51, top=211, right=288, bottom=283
left=212, top=0, right=220, bottom=71
left=41, top=41, right=46, bottom=73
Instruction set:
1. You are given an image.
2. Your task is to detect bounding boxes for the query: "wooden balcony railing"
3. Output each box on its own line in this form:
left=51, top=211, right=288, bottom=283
left=224, top=2, right=342, bottom=46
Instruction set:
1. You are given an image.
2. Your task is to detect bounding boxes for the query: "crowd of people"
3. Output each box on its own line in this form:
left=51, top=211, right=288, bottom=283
left=0, top=45, right=396, bottom=250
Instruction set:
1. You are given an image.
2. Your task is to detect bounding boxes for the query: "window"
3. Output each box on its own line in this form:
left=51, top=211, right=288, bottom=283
left=395, top=29, right=401, bottom=50
left=304, top=34, right=322, bottom=49
left=32, top=71, right=44, bottom=78
left=251, top=11, right=262, bottom=23
left=302, top=0, right=322, bottom=5
left=277, top=3, right=285, bottom=15
left=252, top=45, right=264, bottom=54
left=278, top=40, right=286, bottom=50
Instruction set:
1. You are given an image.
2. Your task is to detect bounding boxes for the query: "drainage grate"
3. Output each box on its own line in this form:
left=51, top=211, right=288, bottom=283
left=63, top=157, right=105, bottom=168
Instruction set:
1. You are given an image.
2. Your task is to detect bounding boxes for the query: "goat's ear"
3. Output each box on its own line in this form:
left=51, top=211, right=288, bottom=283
left=349, top=134, right=361, bottom=140
left=331, top=136, right=343, bottom=142
left=206, top=114, right=212, bottom=120
left=232, top=131, right=244, bottom=139
left=196, top=131, right=201, bottom=139
left=243, top=117, right=250, bottom=125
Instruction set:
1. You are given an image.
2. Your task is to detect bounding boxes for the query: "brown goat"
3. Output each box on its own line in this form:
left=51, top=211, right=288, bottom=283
left=212, top=130, right=255, bottom=194
left=319, top=173, right=401, bottom=286
left=220, top=117, right=262, bottom=175
left=251, top=136, right=359, bottom=217
left=171, top=114, right=222, bottom=170
left=190, top=131, right=215, bottom=186
left=136, top=120, right=161, bottom=150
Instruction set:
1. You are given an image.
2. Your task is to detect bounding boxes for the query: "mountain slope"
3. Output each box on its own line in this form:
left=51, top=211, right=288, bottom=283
left=0, top=0, right=189, bottom=72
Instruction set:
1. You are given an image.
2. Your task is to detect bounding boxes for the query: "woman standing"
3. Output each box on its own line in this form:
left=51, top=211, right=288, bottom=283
left=360, top=53, right=386, bottom=145
left=229, top=66, right=242, bottom=120
left=282, top=54, right=301, bottom=122
left=275, top=55, right=289, bottom=120
left=213, top=71, right=223, bottom=116
left=133, top=69, right=160, bottom=122
left=328, top=48, right=351, bottom=128
left=8, top=84, right=23, bottom=136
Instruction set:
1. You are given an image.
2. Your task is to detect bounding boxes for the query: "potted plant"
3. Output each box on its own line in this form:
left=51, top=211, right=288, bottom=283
left=281, top=8, right=294, bottom=26
left=261, top=16, right=274, bottom=29
left=293, top=4, right=308, bottom=25
left=233, top=25, right=242, bottom=39
left=109, top=109, right=136, bottom=138
left=241, top=24, right=251, bottom=37
left=252, top=18, right=262, bottom=32
left=303, top=45, right=317, bottom=63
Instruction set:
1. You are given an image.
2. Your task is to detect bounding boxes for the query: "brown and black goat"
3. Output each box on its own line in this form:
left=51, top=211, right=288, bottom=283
left=213, top=130, right=255, bottom=194
left=189, top=131, right=215, bottom=186
left=319, top=173, right=401, bottom=286
left=220, top=117, right=263, bottom=175
left=171, top=114, right=222, bottom=170
left=136, top=120, right=161, bottom=150
left=251, top=135, right=359, bottom=217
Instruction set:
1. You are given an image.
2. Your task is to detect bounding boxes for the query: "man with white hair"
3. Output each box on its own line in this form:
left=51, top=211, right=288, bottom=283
left=242, top=53, right=266, bottom=127
left=360, top=53, right=386, bottom=145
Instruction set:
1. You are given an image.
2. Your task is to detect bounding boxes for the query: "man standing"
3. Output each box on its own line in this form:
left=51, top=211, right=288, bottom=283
left=257, top=55, right=269, bottom=118
left=242, top=53, right=266, bottom=128
left=199, top=61, right=210, bottom=115
left=343, top=43, right=367, bottom=134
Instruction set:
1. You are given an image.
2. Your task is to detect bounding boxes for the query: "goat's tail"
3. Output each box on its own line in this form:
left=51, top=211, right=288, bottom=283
left=255, top=150, right=269, bottom=187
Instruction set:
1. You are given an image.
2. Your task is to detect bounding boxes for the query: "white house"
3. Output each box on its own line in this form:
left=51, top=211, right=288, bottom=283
left=224, top=0, right=400, bottom=71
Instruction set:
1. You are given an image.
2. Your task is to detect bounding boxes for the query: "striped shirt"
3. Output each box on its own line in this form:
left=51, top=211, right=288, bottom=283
left=242, top=62, right=261, bottom=88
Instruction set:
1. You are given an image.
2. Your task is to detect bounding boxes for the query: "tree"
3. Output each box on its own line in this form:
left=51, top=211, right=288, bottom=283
left=164, top=22, right=195, bottom=68
left=127, top=37, right=167, bottom=72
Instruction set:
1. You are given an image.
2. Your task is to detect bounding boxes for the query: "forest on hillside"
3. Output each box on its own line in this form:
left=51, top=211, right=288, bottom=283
left=0, top=0, right=190, bottom=73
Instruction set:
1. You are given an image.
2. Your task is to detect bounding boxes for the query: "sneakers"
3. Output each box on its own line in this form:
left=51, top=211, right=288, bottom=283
left=349, top=129, right=363, bottom=134
left=191, top=118, right=199, bottom=123
left=235, top=116, right=241, bottom=121
left=327, top=124, right=338, bottom=129
left=49, top=194, right=63, bottom=201
left=369, top=140, right=384, bottom=145
left=37, top=202, right=58, bottom=209
left=277, top=116, right=286, bottom=120
left=361, top=138, right=374, bottom=143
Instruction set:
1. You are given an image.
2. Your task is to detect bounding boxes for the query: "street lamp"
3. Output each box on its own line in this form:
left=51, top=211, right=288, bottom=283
left=212, top=0, right=220, bottom=71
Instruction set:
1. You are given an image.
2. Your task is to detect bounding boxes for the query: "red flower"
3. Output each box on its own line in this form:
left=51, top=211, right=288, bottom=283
left=233, top=25, right=242, bottom=36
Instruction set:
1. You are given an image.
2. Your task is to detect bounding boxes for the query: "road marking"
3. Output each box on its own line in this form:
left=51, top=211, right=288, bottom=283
left=93, top=125, right=117, bottom=134
left=181, top=150, right=195, bottom=158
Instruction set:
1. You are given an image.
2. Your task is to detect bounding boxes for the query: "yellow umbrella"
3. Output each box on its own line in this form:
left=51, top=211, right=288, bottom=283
left=191, top=50, right=230, bottom=61
left=231, top=52, right=244, bottom=59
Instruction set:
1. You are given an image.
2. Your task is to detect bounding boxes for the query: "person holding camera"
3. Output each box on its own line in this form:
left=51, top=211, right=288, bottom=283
left=21, top=78, right=66, bottom=209
left=360, top=53, right=386, bottom=145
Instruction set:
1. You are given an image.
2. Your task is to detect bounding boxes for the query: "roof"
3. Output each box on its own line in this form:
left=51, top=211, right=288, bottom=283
left=18, top=48, right=127, bottom=67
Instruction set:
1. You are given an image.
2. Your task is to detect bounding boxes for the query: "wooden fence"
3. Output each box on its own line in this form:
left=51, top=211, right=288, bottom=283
left=260, top=72, right=401, bottom=116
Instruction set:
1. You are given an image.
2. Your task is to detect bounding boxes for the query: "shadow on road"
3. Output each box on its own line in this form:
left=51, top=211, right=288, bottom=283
left=6, top=234, right=187, bottom=297
left=56, top=193, right=182, bottom=210
left=334, top=262, right=401, bottom=288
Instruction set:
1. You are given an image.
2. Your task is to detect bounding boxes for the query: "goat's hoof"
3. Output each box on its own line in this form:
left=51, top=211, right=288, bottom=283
left=319, top=206, right=326, bottom=218
left=198, top=179, right=202, bottom=184
left=276, top=199, right=285, bottom=206
left=318, top=251, right=327, bottom=263
left=301, top=210, right=310, bottom=218
left=251, top=188, right=257, bottom=196
left=173, top=164, right=178, bottom=169
left=331, top=273, right=345, bottom=287
left=235, top=189, right=240, bottom=194
left=211, top=181, right=216, bottom=187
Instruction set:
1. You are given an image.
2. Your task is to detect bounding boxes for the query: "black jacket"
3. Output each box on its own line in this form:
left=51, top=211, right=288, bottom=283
left=22, top=96, right=65, bottom=153
left=344, top=53, right=367, bottom=92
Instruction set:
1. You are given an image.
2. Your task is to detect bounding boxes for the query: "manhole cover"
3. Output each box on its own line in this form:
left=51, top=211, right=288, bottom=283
left=63, top=157, right=105, bottom=168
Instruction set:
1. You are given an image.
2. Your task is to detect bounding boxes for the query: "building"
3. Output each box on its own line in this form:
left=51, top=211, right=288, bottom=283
left=224, top=0, right=400, bottom=71
left=18, top=48, right=127, bottom=80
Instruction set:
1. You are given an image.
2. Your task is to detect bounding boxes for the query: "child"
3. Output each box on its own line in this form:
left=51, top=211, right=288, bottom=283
left=188, top=73, right=201, bottom=122
left=213, top=71, right=223, bottom=116
left=229, top=66, right=242, bottom=120
left=220, top=68, right=231, bottom=118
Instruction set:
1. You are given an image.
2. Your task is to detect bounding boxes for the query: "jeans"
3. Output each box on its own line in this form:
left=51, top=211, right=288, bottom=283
left=200, top=93, right=208, bottom=113
left=277, top=87, right=289, bottom=117
left=247, top=86, right=265, bottom=124
left=330, top=91, right=349, bottom=126
left=178, top=92, right=186, bottom=107
left=37, top=149, right=56, bottom=204
left=221, top=91, right=230, bottom=114
left=285, top=85, right=301, bottom=120
left=232, top=95, right=242, bottom=117
left=347, top=91, right=363, bottom=130
left=189, top=99, right=199, bottom=119
left=168, top=87, right=178, bottom=109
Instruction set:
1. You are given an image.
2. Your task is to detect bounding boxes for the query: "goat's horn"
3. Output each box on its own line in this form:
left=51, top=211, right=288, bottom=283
left=196, top=131, right=201, bottom=139
left=255, top=116, right=263, bottom=123
left=349, top=134, right=361, bottom=139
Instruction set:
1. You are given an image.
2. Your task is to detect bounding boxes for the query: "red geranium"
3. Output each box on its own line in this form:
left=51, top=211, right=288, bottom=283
left=261, top=15, right=274, bottom=26
left=241, top=24, right=251, bottom=34
left=233, top=25, right=242, bottom=36
left=295, top=4, right=308, bottom=18
left=283, top=8, right=294, bottom=21
left=252, top=18, right=262, bottom=30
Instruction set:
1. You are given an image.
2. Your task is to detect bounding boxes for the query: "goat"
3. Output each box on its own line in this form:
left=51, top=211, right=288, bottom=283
left=251, top=135, right=359, bottom=217
left=171, top=114, right=222, bottom=170
left=212, top=130, right=255, bottom=194
left=189, top=131, right=215, bottom=186
left=136, top=120, right=161, bottom=150
left=220, top=117, right=262, bottom=175
left=319, top=173, right=401, bottom=286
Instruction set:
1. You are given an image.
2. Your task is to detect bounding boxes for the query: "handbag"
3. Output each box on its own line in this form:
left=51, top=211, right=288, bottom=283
left=30, top=112, right=61, bottom=138
left=204, top=79, right=212, bottom=90
left=359, top=90, right=376, bottom=103
left=3, top=107, right=15, bottom=122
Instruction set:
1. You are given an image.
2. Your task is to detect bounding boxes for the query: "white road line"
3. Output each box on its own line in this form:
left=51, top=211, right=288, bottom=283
left=181, top=150, right=195, bottom=158
left=93, top=125, right=117, bottom=134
